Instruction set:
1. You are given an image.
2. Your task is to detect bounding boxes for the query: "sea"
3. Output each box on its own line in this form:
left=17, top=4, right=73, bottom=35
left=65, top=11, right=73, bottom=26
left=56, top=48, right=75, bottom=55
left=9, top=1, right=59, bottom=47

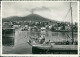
left=2, top=28, right=78, bottom=54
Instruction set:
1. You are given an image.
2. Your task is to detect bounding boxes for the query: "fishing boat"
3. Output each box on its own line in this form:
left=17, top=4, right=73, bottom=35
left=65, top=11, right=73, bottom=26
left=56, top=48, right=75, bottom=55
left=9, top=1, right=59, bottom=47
left=27, top=41, right=52, bottom=49
left=27, top=35, right=53, bottom=49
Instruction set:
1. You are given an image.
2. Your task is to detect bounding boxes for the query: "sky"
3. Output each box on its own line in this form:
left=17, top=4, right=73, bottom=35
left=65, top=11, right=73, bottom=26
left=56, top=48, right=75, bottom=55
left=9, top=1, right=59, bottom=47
left=2, top=2, right=77, bottom=22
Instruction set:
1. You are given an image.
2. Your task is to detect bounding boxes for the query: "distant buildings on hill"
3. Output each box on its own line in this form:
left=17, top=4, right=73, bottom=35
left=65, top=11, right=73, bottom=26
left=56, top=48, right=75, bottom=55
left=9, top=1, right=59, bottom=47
left=2, top=20, right=78, bottom=31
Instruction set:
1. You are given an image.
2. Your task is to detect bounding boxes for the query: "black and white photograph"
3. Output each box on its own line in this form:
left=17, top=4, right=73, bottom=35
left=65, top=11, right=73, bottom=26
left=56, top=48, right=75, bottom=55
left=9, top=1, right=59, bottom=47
left=2, top=2, right=78, bottom=54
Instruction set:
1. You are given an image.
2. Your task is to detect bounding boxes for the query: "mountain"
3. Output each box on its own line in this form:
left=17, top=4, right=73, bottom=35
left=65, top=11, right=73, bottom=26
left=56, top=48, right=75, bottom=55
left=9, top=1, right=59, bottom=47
left=2, top=14, right=55, bottom=22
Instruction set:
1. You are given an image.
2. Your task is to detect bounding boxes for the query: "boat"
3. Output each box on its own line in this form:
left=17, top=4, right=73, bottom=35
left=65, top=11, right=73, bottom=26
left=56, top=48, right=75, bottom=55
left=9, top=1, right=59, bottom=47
left=27, top=41, right=52, bottom=49
left=27, top=35, right=52, bottom=50
left=2, top=28, right=15, bottom=37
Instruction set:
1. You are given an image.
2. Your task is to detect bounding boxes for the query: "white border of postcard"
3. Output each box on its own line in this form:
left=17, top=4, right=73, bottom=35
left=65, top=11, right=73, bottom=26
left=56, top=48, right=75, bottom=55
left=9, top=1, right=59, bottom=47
left=1, top=1, right=79, bottom=56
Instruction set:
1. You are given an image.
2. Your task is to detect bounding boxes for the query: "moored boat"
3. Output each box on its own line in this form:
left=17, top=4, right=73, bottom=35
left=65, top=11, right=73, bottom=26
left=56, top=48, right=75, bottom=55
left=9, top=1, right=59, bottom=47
left=27, top=41, right=52, bottom=49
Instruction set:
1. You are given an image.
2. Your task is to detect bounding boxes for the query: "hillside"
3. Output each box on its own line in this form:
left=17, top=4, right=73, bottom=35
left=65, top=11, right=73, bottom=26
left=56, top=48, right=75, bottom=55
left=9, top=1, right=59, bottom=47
left=2, top=14, right=55, bottom=22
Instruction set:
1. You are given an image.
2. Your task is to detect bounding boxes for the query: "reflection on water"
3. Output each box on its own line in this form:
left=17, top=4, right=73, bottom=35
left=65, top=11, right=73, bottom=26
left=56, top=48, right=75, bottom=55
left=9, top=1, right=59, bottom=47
left=2, top=30, right=77, bottom=46
left=2, top=29, right=78, bottom=54
left=2, top=36, right=14, bottom=46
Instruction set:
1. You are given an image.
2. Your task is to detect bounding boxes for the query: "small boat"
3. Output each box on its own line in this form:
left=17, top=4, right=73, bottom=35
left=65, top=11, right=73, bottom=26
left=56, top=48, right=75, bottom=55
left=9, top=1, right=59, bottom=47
left=27, top=40, right=52, bottom=49
left=27, top=36, right=52, bottom=50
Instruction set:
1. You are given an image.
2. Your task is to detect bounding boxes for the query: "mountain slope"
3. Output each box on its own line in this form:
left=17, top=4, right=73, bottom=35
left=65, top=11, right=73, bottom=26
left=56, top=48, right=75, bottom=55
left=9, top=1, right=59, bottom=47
left=2, top=14, right=54, bottom=22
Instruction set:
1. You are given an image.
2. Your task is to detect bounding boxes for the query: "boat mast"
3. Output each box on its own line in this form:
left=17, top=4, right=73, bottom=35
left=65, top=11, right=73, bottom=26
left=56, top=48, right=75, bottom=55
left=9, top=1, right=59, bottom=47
left=70, top=2, right=74, bottom=44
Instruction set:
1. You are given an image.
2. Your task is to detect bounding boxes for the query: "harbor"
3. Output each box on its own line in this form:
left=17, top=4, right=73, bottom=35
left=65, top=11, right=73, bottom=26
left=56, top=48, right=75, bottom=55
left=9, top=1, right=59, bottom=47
left=2, top=2, right=78, bottom=54
left=2, top=26, right=77, bottom=54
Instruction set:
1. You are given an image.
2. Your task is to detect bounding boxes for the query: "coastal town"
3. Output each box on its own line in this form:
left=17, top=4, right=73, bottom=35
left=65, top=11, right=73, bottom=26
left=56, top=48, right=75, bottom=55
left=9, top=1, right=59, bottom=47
left=2, top=2, right=78, bottom=54
left=2, top=19, right=77, bottom=32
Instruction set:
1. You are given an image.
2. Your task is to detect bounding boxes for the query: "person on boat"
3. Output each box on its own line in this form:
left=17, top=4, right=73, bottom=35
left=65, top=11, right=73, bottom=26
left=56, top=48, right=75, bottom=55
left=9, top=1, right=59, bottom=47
left=39, top=35, right=45, bottom=44
left=29, top=40, right=31, bottom=43
left=46, top=40, right=52, bottom=45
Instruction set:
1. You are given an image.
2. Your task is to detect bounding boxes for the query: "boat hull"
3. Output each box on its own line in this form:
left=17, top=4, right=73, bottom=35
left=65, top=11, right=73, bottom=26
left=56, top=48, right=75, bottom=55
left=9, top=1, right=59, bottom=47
left=27, top=42, right=77, bottom=54
left=32, top=46, right=77, bottom=54
left=27, top=42, right=52, bottom=49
